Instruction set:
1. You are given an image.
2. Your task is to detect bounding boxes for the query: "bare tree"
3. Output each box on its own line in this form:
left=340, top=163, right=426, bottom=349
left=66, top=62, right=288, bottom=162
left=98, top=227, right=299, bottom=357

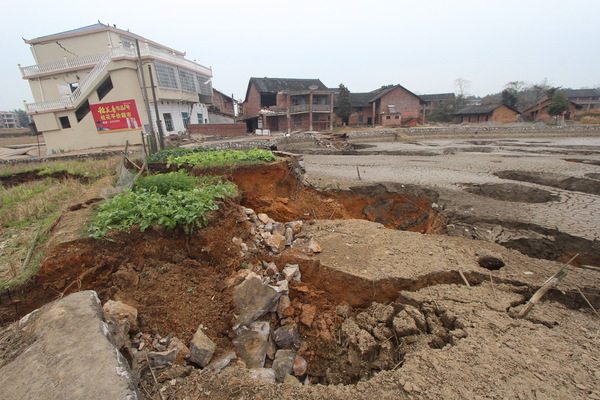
left=454, top=78, right=472, bottom=97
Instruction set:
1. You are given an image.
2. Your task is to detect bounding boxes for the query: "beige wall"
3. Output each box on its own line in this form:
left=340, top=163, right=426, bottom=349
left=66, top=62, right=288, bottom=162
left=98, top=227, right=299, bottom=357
left=31, top=31, right=110, bottom=64
left=40, top=67, right=146, bottom=153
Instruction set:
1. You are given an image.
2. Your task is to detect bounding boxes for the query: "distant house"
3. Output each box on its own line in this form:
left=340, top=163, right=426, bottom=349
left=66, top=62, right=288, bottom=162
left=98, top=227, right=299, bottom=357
left=211, top=89, right=235, bottom=117
left=563, top=89, right=600, bottom=111
left=455, top=104, right=520, bottom=123
left=337, top=85, right=425, bottom=126
left=240, top=77, right=334, bottom=133
left=522, top=98, right=581, bottom=122
left=0, top=111, right=21, bottom=128
left=420, top=93, right=456, bottom=117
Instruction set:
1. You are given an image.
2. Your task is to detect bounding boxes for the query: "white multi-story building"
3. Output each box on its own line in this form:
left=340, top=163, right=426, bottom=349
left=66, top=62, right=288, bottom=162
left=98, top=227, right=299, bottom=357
left=0, top=111, right=21, bottom=129
left=20, top=23, right=213, bottom=153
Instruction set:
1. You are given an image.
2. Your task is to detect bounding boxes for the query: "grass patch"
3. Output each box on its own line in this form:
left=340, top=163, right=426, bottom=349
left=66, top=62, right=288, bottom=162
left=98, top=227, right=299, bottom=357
left=0, top=156, right=120, bottom=178
left=89, top=174, right=237, bottom=238
left=162, top=147, right=276, bottom=168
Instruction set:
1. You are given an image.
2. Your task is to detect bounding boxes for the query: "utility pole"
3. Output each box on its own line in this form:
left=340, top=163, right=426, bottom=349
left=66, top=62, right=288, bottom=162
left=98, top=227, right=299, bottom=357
left=135, top=39, right=157, bottom=153
left=147, top=64, right=165, bottom=150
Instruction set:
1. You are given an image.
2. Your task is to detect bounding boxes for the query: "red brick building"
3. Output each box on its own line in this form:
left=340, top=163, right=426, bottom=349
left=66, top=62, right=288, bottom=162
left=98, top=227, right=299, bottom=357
left=455, top=104, right=520, bottom=123
left=240, top=77, right=335, bottom=133
left=211, top=89, right=235, bottom=117
left=336, top=85, right=425, bottom=126
left=522, top=99, right=581, bottom=122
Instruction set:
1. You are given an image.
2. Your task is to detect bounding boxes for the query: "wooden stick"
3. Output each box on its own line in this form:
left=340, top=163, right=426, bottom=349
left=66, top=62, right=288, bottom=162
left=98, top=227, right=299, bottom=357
left=458, top=269, right=471, bottom=287
left=356, top=165, right=361, bottom=180
left=517, top=254, right=578, bottom=319
left=574, top=285, right=600, bottom=319
left=21, top=226, right=43, bottom=274
left=146, top=355, right=166, bottom=400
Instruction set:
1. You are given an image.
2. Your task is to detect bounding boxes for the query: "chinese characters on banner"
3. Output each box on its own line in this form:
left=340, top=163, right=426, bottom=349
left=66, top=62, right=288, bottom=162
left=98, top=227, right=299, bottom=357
left=90, top=100, right=142, bottom=133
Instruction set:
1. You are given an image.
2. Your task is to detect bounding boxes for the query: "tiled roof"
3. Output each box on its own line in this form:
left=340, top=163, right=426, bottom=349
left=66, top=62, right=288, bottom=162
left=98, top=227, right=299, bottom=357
left=420, top=93, right=456, bottom=102
left=563, top=89, right=600, bottom=99
left=455, top=104, right=508, bottom=115
left=30, top=23, right=107, bottom=40
left=249, top=78, right=329, bottom=93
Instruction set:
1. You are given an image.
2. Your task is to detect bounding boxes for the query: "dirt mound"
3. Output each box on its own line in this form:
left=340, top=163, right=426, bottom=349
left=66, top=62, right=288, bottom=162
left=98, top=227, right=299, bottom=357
left=495, top=170, right=600, bottom=195
left=462, top=183, right=559, bottom=203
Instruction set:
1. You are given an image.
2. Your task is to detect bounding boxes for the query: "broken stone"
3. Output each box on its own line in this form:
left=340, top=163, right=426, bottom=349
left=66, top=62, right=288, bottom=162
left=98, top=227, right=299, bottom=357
left=341, top=319, right=378, bottom=360
left=102, top=300, right=138, bottom=349
left=393, top=310, right=421, bottom=337
left=205, top=351, right=237, bottom=374
left=233, top=328, right=269, bottom=369
left=372, top=324, right=393, bottom=341
left=266, top=336, right=277, bottom=360
left=282, top=264, right=301, bottom=282
left=356, top=311, right=377, bottom=333
left=283, top=373, right=303, bottom=386
left=232, top=237, right=243, bottom=247
left=272, top=222, right=286, bottom=236
left=222, top=268, right=254, bottom=290
left=265, top=233, right=287, bottom=253
left=293, top=355, right=307, bottom=376
left=272, top=324, right=300, bottom=349
left=147, top=349, right=177, bottom=366
left=248, top=368, right=276, bottom=383
left=157, top=365, right=193, bottom=383
left=277, top=295, right=292, bottom=319
left=308, top=238, right=322, bottom=253
left=287, top=221, right=303, bottom=234
left=272, top=349, right=296, bottom=382
left=258, top=213, right=272, bottom=224
left=233, top=274, right=286, bottom=329
left=300, top=304, right=317, bottom=327
left=335, top=304, right=351, bottom=318
left=244, top=208, right=255, bottom=216
left=167, top=337, right=190, bottom=365
left=285, top=227, right=294, bottom=246
left=188, top=326, right=216, bottom=367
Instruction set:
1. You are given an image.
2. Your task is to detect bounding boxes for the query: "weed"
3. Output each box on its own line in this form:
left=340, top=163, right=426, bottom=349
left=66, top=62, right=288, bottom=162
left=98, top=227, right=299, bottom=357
left=186, top=287, right=195, bottom=294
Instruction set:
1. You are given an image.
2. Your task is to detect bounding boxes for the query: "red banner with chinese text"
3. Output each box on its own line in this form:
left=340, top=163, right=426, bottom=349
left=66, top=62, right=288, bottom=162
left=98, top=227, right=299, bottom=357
left=90, top=99, right=142, bottom=133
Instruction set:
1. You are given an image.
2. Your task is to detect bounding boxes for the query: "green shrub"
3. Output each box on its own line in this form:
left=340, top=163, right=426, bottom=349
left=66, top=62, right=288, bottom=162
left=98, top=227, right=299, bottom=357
left=147, top=146, right=213, bottom=163
left=89, top=177, right=236, bottom=238
left=167, top=148, right=276, bottom=168
left=134, top=171, right=199, bottom=195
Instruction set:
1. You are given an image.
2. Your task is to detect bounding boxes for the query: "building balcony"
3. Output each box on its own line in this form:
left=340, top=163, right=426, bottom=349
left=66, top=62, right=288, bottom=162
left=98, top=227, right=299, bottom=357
left=290, top=104, right=332, bottom=113
left=20, top=44, right=212, bottom=79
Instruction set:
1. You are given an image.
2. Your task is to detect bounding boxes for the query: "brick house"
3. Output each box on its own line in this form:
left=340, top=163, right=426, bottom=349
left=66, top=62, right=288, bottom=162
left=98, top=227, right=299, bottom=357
left=522, top=99, right=581, bottom=122
left=211, top=89, right=235, bottom=117
left=336, top=85, right=425, bottom=126
left=563, top=89, right=600, bottom=111
left=240, top=77, right=334, bottom=133
left=455, top=104, right=520, bottom=123
left=419, top=93, right=456, bottom=121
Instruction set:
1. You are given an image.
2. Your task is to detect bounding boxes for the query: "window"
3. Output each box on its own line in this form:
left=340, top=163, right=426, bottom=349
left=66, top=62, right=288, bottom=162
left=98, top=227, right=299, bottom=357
left=154, top=61, right=178, bottom=89
left=75, top=100, right=90, bottom=122
left=395, top=115, right=400, bottom=119
left=181, top=112, right=190, bottom=127
left=179, top=69, right=196, bottom=92
left=197, top=113, right=203, bottom=124
left=59, top=116, right=71, bottom=129
left=260, top=93, right=277, bottom=107
left=69, top=82, right=79, bottom=93
left=96, top=76, right=113, bottom=100
left=163, top=113, right=173, bottom=131
left=386, top=115, right=391, bottom=119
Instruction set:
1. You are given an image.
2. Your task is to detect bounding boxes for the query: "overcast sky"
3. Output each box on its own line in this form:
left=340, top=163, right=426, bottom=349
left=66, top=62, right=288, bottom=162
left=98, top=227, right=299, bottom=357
left=2, top=0, right=599, bottom=111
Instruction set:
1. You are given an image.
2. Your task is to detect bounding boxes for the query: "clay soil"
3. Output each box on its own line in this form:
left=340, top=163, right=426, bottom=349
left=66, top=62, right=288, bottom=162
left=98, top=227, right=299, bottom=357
left=1, top=134, right=600, bottom=399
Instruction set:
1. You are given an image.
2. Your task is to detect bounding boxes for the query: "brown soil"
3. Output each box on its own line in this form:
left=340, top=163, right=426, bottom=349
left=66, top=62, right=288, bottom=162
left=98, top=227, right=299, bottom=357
left=0, top=169, right=91, bottom=188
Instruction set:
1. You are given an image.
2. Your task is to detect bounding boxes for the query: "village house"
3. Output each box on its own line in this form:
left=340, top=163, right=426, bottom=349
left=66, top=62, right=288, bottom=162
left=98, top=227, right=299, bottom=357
left=240, top=77, right=335, bottom=133
left=454, top=104, right=520, bottom=123
left=419, top=93, right=455, bottom=121
left=20, top=23, right=213, bottom=153
left=337, top=85, right=425, bottom=127
left=0, top=111, right=21, bottom=129
left=563, top=89, right=600, bottom=111
left=522, top=98, right=581, bottom=122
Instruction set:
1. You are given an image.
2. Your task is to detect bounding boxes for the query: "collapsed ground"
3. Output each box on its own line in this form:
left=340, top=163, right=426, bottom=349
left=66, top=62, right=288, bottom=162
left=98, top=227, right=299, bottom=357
left=0, top=135, right=599, bottom=399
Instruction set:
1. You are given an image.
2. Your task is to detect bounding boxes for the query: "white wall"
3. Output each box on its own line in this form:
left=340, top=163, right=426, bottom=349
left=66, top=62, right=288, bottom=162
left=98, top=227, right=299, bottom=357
left=149, top=101, right=209, bottom=135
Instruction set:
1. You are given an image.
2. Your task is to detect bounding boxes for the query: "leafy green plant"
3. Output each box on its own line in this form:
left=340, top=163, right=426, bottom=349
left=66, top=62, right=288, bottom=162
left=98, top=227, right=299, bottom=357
left=166, top=148, right=277, bottom=168
left=89, top=176, right=236, bottom=238
left=147, top=146, right=213, bottom=163
left=134, top=170, right=200, bottom=195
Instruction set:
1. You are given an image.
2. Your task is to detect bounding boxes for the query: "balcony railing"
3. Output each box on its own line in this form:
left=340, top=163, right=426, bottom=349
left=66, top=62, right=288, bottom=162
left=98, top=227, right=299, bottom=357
left=312, top=104, right=331, bottom=112
left=20, top=44, right=212, bottom=79
left=290, top=104, right=309, bottom=113
left=290, top=104, right=331, bottom=113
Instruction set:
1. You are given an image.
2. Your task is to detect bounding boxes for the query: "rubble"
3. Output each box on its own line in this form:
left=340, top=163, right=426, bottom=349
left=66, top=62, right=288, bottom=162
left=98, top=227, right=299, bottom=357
left=188, top=326, right=216, bottom=367
left=233, top=273, right=287, bottom=329
left=273, top=349, right=296, bottom=382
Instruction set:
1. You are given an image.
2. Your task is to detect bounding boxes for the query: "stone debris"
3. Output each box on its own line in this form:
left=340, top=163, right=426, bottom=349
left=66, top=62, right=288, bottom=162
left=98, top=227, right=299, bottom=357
left=102, top=300, right=138, bottom=349
left=282, top=264, right=301, bottom=282
left=204, top=351, right=237, bottom=374
left=248, top=368, right=276, bottom=383
left=188, top=326, right=216, bottom=367
left=233, top=273, right=287, bottom=329
left=308, top=237, right=322, bottom=253
left=233, top=328, right=269, bottom=368
left=272, top=324, right=300, bottom=349
left=293, top=355, right=308, bottom=376
left=273, top=349, right=296, bottom=382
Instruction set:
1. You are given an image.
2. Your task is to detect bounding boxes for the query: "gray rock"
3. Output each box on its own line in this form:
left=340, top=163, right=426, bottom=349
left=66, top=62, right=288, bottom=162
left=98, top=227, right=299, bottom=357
left=233, top=329, right=269, bottom=369
left=286, top=220, right=303, bottom=234
left=233, top=274, right=286, bottom=329
left=293, top=355, right=307, bottom=376
left=205, top=351, right=237, bottom=374
left=285, top=227, right=294, bottom=246
left=277, top=295, right=292, bottom=319
left=403, top=305, right=427, bottom=332
left=0, top=291, right=139, bottom=400
left=272, top=349, right=296, bottom=382
left=189, top=326, right=216, bottom=367
left=248, top=368, right=276, bottom=383
left=393, top=310, right=421, bottom=337
left=282, top=264, right=301, bottom=282
left=308, top=237, right=322, bottom=253
left=166, top=337, right=190, bottom=365
left=258, top=213, right=272, bottom=224
left=265, top=233, right=287, bottom=253
left=272, top=222, right=286, bottom=236
left=272, top=324, right=300, bottom=349
left=147, top=349, right=177, bottom=366
left=283, top=373, right=303, bottom=386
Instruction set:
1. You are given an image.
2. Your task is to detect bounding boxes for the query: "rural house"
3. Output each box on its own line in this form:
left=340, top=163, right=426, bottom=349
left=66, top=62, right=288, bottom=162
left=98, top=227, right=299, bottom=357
left=454, top=104, right=520, bottom=123
left=20, top=23, right=213, bottom=153
left=563, top=89, right=600, bottom=111
left=240, top=77, right=335, bottom=133
left=337, top=85, right=425, bottom=127
left=522, top=98, right=581, bottom=122
left=419, top=93, right=456, bottom=121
